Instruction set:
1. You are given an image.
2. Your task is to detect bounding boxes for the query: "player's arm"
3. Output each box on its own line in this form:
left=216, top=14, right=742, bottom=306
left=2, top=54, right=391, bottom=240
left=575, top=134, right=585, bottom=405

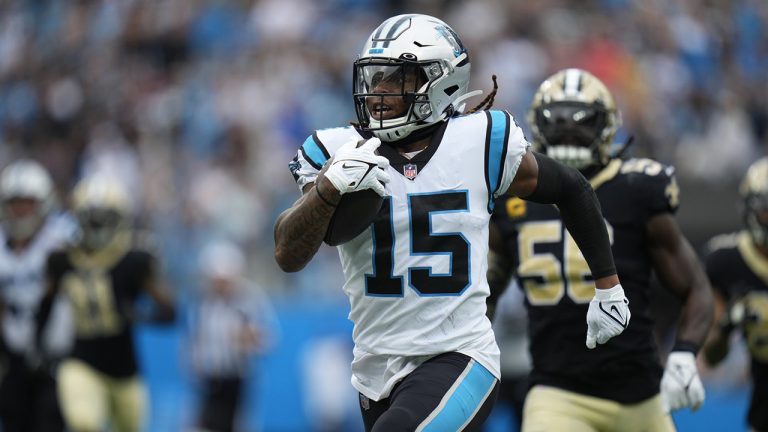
left=486, top=221, right=514, bottom=321
left=702, top=289, right=732, bottom=366
left=34, top=253, right=62, bottom=353
left=647, top=213, right=713, bottom=412
left=140, top=255, right=176, bottom=324
left=274, top=138, right=390, bottom=272
left=507, top=151, right=618, bottom=288
left=506, top=151, right=626, bottom=348
left=273, top=166, right=342, bottom=273
left=648, top=213, right=714, bottom=353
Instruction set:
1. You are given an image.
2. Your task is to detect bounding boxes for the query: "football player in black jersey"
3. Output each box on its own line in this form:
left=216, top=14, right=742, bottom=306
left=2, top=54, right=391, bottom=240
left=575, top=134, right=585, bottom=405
left=488, top=69, right=714, bottom=431
left=703, top=157, right=768, bottom=432
left=35, top=177, right=175, bottom=432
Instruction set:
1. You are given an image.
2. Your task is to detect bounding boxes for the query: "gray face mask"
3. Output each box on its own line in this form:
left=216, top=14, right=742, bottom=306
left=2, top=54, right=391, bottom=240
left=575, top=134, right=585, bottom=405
left=81, top=226, right=116, bottom=250
left=746, top=213, right=768, bottom=249
left=77, top=208, right=124, bottom=250
left=744, top=194, right=768, bottom=249
left=2, top=213, right=43, bottom=242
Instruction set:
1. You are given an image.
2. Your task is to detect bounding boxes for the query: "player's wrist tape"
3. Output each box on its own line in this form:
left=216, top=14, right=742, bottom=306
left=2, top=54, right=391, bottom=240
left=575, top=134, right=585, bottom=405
left=594, top=284, right=624, bottom=301
left=672, top=340, right=700, bottom=355
left=315, top=183, right=338, bottom=207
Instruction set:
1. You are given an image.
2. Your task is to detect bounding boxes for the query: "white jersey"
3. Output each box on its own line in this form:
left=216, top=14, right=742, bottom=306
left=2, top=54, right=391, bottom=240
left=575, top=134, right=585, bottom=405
left=0, top=213, right=77, bottom=356
left=292, top=110, right=528, bottom=400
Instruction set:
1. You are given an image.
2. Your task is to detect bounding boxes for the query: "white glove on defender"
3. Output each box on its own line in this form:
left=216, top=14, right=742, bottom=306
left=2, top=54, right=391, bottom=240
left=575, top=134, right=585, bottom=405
left=661, top=351, right=705, bottom=412
left=586, top=284, right=631, bottom=349
left=324, top=137, right=391, bottom=197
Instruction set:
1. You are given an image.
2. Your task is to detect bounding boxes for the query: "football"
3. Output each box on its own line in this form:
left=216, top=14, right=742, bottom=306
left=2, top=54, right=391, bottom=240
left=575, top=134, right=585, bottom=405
left=324, top=188, right=383, bottom=246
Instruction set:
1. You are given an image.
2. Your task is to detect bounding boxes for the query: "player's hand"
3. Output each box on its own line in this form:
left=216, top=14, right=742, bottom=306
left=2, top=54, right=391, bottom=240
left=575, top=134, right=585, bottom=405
left=586, top=284, right=630, bottom=349
left=324, top=137, right=390, bottom=196
left=719, top=297, right=747, bottom=333
left=660, top=351, right=705, bottom=412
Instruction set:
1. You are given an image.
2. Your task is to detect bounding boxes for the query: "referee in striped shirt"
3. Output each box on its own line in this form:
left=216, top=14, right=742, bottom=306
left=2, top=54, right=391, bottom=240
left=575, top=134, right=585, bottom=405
left=190, top=241, right=278, bottom=432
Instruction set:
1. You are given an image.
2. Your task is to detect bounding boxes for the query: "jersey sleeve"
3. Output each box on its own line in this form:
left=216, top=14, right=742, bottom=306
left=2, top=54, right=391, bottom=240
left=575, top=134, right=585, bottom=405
left=289, top=128, right=361, bottom=192
left=483, top=110, right=530, bottom=212
left=290, top=132, right=331, bottom=192
left=624, top=159, right=680, bottom=218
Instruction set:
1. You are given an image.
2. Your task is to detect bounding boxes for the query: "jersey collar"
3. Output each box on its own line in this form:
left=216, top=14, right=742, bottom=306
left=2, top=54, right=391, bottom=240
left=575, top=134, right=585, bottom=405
left=377, top=121, right=448, bottom=180
left=589, top=159, right=622, bottom=190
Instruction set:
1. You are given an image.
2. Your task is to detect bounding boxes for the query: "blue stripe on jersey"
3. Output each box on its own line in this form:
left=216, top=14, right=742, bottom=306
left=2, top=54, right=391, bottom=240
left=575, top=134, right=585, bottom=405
left=418, top=360, right=497, bottom=432
left=484, top=110, right=510, bottom=213
left=300, top=134, right=329, bottom=169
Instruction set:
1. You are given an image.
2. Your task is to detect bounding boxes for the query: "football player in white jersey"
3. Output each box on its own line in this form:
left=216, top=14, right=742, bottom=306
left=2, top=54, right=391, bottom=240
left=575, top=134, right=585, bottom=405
left=274, top=14, right=630, bottom=431
left=0, top=159, right=75, bottom=432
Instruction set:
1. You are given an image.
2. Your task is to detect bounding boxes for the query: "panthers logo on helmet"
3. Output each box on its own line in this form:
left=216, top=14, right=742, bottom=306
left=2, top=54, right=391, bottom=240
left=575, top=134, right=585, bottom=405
left=527, top=69, right=621, bottom=171
left=434, top=24, right=466, bottom=58
left=740, top=157, right=768, bottom=248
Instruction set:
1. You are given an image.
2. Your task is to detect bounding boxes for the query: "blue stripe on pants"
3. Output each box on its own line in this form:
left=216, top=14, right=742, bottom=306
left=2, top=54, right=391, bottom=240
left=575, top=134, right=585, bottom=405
left=418, top=360, right=497, bottom=432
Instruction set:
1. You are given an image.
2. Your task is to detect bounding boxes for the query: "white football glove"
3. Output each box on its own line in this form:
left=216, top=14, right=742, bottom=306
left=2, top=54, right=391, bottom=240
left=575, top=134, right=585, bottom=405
left=586, top=284, right=631, bottom=349
left=660, top=351, right=705, bottom=412
left=324, top=137, right=391, bottom=197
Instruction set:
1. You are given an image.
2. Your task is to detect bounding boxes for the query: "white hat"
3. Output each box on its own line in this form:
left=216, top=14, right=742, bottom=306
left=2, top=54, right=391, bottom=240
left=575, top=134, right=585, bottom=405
left=199, top=240, right=246, bottom=280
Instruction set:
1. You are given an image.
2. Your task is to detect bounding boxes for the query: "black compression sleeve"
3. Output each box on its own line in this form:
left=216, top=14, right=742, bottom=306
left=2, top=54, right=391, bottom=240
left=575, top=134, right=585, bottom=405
left=525, top=152, right=616, bottom=279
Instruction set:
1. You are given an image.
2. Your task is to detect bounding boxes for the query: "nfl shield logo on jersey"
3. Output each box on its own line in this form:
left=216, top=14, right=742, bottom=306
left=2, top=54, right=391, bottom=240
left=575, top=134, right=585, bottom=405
left=403, top=163, right=418, bottom=180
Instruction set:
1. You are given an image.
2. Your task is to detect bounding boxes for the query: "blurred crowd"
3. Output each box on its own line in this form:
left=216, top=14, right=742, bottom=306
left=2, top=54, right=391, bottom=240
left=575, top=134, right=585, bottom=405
left=0, top=0, right=765, bottom=298
left=0, top=1, right=764, bottom=430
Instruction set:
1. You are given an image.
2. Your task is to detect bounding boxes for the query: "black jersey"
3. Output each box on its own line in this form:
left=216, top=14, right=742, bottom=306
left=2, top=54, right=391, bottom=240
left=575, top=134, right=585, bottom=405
left=705, top=232, right=768, bottom=430
left=46, top=233, right=154, bottom=378
left=492, top=158, right=679, bottom=403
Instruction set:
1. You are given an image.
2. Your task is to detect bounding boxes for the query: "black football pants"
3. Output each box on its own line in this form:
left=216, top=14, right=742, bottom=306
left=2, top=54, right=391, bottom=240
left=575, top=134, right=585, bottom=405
left=359, top=352, right=499, bottom=432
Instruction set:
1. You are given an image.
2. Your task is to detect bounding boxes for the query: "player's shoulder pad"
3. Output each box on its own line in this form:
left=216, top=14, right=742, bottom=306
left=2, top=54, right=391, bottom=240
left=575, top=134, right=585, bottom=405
left=45, top=211, right=79, bottom=245
left=704, top=232, right=741, bottom=255
left=451, top=109, right=517, bottom=128
left=620, top=158, right=679, bottom=210
left=619, top=158, right=675, bottom=180
left=299, top=126, right=362, bottom=169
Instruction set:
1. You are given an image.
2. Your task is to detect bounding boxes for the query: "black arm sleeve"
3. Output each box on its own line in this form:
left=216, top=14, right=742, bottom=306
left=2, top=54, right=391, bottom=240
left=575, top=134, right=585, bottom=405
left=525, top=152, right=616, bottom=279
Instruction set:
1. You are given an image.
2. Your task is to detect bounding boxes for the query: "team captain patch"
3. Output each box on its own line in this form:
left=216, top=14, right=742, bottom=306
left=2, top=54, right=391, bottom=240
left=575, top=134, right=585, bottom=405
left=404, top=163, right=418, bottom=180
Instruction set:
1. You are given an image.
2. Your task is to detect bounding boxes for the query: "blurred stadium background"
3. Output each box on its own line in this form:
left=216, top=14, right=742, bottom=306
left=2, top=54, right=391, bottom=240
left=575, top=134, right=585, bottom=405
left=0, top=0, right=765, bottom=430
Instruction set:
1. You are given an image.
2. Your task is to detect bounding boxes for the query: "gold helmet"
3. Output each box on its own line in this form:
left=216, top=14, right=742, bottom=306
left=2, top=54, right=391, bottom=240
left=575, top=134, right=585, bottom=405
left=740, top=157, right=768, bottom=248
left=71, top=176, right=131, bottom=250
left=527, top=69, right=621, bottom=171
